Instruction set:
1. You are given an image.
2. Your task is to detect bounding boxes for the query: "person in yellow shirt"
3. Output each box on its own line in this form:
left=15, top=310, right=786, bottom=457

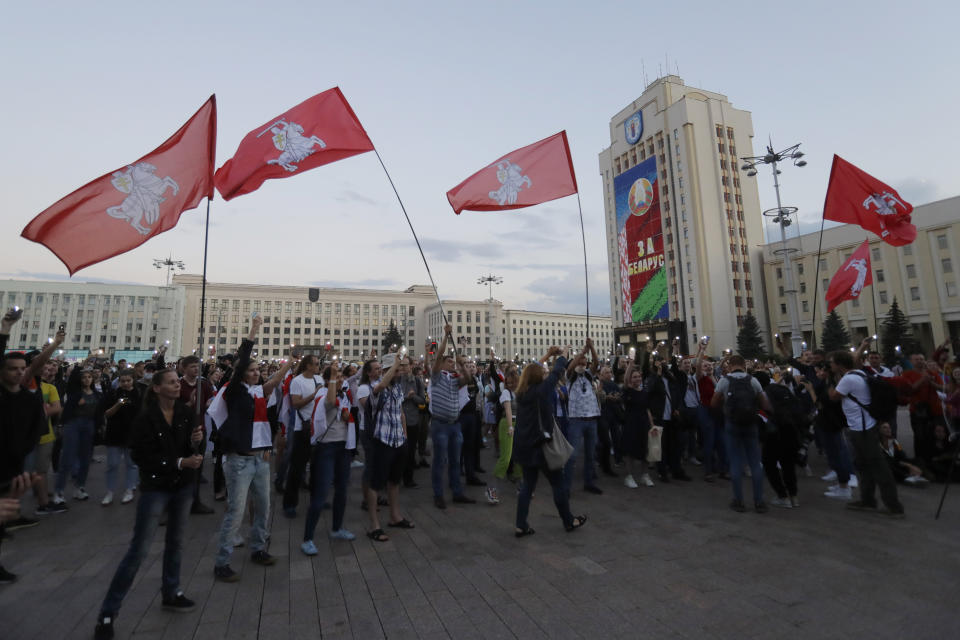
left=31, top=361, right=65, bottom=515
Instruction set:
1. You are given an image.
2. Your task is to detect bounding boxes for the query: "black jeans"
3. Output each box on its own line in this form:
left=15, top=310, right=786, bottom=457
left=403, top=421, right=422, bottom=485
left=597, top=417, right=615, bottom=473
left=762, top=429, right=798, bottom=498
left=849, top=427, right=903, bottom=511
left=460, top=410, right=482, bottom=479
left=283, top=429, right=312, bottom=510
left=656, top=419, right=683, bottom=477
left=516, top=462, right=573, bottom=530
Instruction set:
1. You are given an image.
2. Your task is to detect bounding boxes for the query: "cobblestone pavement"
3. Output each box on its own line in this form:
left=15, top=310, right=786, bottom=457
left=1, top=411, right=957, bottom=639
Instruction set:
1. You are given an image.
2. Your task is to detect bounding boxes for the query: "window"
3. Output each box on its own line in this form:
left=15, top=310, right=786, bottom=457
left=802, top=301, right=809, bottom=312
left=780, top=304, right=787, bottom=314
left=876, top=269, right=885, bottom=283
left=778, top=286, right=784, bottom=297
left=879, top=291, right=888, bottom=304
left=800, top=282, right=806, bottom=294
left=943, top=258, right=953, bottom=273
left=776, top=267, right=783, bottom=279
left=910, top=286, right=921, bottom=301
left=906, top=264, right=916, bottom=279
left=851, top=297, right=860, bottom=308
left=797, top=263, right=804, bottom=275
left=872, top=247, right=881, bottom=261
left=819, top=259, right=827, bottom=271
left=947, top=282, right=958, bottom=297
left=937, top=234, right=948, bottom=250
left=903, top=245, right=913, bottom=256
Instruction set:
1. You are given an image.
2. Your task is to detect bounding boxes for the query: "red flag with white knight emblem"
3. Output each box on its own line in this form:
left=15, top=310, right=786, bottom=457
left=21, top=96, right=217, bottom=275
left=214, top=87, right=374, bottom=201
left=825, top=240, right=873, bottom=312
left=446, top=131, right=578, bottom=214
left=822, top=155, right=916, bottom=246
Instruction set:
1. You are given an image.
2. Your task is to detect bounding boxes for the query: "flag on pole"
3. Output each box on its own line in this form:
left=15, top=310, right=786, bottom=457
left=214, top=87, right=374, bottom=201
left=822, top=155, right=916, bottom=246
left=825, top=239, right=873, bottom=312
left=21, top=96, right=217, bottom=275
left=446, top=131, right=578, bottom=214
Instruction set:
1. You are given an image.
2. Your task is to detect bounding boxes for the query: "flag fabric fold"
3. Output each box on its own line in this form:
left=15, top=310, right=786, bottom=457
left=21, top=96, right=217, bottom=275
left=825, top=239, right=873, bottom=312
left=446, top=131, right=578, bottom=214
left=214, top=87, right=374, bottom=201
left=822, top=154, right=916, bottom=246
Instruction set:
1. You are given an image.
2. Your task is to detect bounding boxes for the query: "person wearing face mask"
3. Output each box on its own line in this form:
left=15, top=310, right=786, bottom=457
left=564, top=338, right=604, bottom=495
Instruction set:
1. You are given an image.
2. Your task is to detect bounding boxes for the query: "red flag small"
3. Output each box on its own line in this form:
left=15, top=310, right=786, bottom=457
left=825, top=240, right=873, bottom=312
left=21, top=96, right=217, bottom=275
left=446, top=131, right=578, bottom=214
left=215, top=87, right=374, bottom=201
left=822, top=155, right=916, bottom=246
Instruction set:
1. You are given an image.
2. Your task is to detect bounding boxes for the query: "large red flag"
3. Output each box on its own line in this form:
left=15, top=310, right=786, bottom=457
left=215, top=87, right=374, bottom=201
left=822, top=154, right=916, bottom=246
left=825, top=240, right=873, bottom=312
left=446, top=131, right=578, bottom=214
left=22, top=96, right=217, bottom=275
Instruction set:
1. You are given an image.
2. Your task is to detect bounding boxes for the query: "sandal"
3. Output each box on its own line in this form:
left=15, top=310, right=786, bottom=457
left=377, top=496, right=389, bottom=507
left=565, top=515, right=587, bottom=532
left=514, top=527, right=536, bottom=538
left=387, top=518, right=415, bottom=529
left=366, top=528, right=389, bottom=542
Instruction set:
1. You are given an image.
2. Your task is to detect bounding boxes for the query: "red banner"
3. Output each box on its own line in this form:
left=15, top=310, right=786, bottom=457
left=826, top=239, right=873, bottom=312
left=823, top=155, right=916, bottom=246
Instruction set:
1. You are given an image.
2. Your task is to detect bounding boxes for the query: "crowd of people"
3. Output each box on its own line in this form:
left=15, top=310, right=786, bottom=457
left=1, top=307, right=958, bottom=639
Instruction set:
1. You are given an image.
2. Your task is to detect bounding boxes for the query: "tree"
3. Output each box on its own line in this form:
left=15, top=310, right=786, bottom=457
left=821, top=309, right=851, bottom=353
left=380, top=321, right=403, bottom=351
left=880, top=297, right=917, bottom=366
left=736, top=311, right=766, bottom=360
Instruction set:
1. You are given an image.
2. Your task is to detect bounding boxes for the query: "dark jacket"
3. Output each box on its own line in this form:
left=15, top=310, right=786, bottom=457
left=0, top=385, right=46, bottom=484
left=130, top=399, right=197, bottom=492
left=101, top=386, right=142, bottom=447
left=217, top=338, right=263, bottom=453
left=61, top=365, right=103, bottom=425
left=401, top=374, right=425, bottom=427
left=513, top=356, right=567, bottom=467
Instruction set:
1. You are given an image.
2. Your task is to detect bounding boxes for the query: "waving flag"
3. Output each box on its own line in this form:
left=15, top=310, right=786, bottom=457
left=825, top=240, right=873, bottom=312
left=446, top=131, right=578, bottom=214
left=823, top=155, right=916, bottom=246
left=22, top=96, right=217, bottom=275
left=215, top=87, right=374, bottom=201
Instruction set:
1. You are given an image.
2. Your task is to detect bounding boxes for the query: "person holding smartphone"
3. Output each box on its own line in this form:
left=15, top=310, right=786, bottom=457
left=100, top=370, right=141, bottom=506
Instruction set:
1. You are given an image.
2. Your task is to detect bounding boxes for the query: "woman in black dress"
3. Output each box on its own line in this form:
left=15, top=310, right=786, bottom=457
left=621, top=361, right=656, bottom=488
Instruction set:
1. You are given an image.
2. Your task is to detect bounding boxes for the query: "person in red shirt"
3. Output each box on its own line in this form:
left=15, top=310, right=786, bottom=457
left=698, top=359, right=727, bottom=481
left=888, top=352, right=946, bottom=461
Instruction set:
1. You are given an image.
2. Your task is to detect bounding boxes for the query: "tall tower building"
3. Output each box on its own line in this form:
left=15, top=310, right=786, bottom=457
left=598, top=76, right=769, bottom=354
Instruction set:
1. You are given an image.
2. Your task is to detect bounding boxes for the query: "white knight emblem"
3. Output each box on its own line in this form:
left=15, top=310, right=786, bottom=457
left=845, top=258, right=869, bottom=297
left=106, top=162, right=179, bottom=235
left=488, top=160, right=532, bottom=206
left=257, top=119, right=326, bottom=172
left=862, top=191, right=905, bottom=217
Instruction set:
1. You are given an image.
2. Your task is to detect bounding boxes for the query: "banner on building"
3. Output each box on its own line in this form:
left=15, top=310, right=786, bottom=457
left=614, top=156, right=668, bottom=324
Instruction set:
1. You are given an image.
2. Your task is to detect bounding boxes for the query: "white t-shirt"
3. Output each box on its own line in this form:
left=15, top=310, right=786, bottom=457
left=835, top=371, right=876, bottom=431
left=290, top=374, right=321, bottom=429
left=311, top=388, right=348, bottom=444
left=357, top=383, right=371, bottom=432
left=499, top=388, right=515, bottom=424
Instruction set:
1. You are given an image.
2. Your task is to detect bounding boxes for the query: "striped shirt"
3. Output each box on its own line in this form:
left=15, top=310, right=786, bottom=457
left=429, top=370, right=461, bottom=423
left=373, top=381, right=406, bottom=448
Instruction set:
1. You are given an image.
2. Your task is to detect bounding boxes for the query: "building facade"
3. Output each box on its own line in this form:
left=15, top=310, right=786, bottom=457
left=0, top=280, right=184, bottom=357
left=762, top=195, right=960, bottom=354
left=174, top=275, right=435, bottom=361
left=425, top=300, right=613, bottom=361
left=599, top=75, right=769, bottom=355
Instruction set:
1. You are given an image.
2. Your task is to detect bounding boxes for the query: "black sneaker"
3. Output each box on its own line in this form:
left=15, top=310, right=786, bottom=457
left=214, top=565, right=240, bottom=582
left=584, top=485, right=604, bottom=495
left=6, top=517, right=39, bottom=531
left=465, top=477, right=486, bottom=487
left=250, top=550, right=277, bottom=566
left=94, top=615, right=115, bottom=639
left=754, top=502, right=769, bottom=514
left=729, top=499, right=747, bottom=513
left=162, top=592, right=196, bottom=612
left=452, top=494, right=476, bottom=504
left=190, top=502, right=214, bottom=515
left=36, top=502, right=68, bottom=515
left=0, top=565, right=17, bottom=584
left=434, top=496, right=447, bottom=510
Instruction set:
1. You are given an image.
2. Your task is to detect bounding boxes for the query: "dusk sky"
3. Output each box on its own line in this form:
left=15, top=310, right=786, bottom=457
left=2, top=1, right=955, bottom=316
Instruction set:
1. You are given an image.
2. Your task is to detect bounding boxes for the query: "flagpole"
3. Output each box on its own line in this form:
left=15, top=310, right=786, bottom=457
left=808, top=215, right=827, bottom=349
left=576, top=192, right=590, bottom=336
left=868, top=236, right=880, bottom=351
left=373, top=149, right=456, bottom=356
left=194, top=197, right=212, bottom=453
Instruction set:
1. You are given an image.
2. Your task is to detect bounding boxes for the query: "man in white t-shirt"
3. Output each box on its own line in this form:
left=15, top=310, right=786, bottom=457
left=828, top=350, right=904, bottom=518
left=282, top=355, right=323, bottom=517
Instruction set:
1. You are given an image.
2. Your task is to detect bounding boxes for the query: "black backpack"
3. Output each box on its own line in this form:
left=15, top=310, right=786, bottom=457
left=764, top=383, right=805, bottom=432
left=724, top=375, right=758, bottom=426
left=845, top=370, right=898, bottom=421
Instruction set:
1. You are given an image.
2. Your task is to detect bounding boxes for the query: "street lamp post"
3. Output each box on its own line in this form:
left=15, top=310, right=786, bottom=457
left=153, top=254, right=185, bottom=286
left=477, top=274, right=503, bottom=358
left=740, top=141, right=807, bottom=358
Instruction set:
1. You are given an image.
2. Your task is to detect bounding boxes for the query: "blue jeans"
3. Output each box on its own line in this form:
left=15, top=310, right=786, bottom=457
left=430, top=418, right=464, bottom=498
left=106, top=446, right=139, bottom=492
left=215, top=453, right=270, bottom=567
left=516, top=463, right=574, bottom=530
left=724, top=422, right=764, bottom=505
left=99, top=483, right=193, bottom=616
left=56, top=417, right=94, bottom=492
left=819, top=426, right=852, bottom=484
left=564, top=417, right=598, bottom=490
left=701, top=410, right=728, bottom=475
left=304, top=441, right=351, bottom=541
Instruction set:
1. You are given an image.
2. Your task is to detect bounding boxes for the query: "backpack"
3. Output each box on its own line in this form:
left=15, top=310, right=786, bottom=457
left=845, top=370, right=898, bottom=421
left=362, top=388, right=388, bottom=431
left=764, top=383, right=805, bottom=432
left=724, top=375, right=758, bottom=426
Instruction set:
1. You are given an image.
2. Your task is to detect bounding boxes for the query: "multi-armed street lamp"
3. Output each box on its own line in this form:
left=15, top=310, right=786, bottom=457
left=153, top=254, right=185, bottom=286
left=740, top=141, right=807, bottom=357
left=477, top=273, right=503, bottom=357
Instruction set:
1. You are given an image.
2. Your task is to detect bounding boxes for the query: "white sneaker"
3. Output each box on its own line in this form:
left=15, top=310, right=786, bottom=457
left=233, top=534, right=245, bottom=547
left=770, top=497, right=792, bottom=509
left=485, top=487, right=500, bottom=505
left=121, top=489, right=134, bottom=504
left=624, top=475, right=638, bottom=489
left=821, top=470, right=838, bottom=482
left=790, top=496, right=800, bottom=508
left=74, top=487, right=89, bottom=501
left=52, top=492, right=65, bottom=505
left=848, top=475, right=859, bottom=488
left=350, top=460, right=365, bottom=469
left=689, top=457, right=702, bottom=466
left=639, top=473, right=655, bottom=487
left=824, top=486, right=852, bottom=500
left=101, top=491, right=114, bottom=506
left=905, top=475, right=929, bottom=485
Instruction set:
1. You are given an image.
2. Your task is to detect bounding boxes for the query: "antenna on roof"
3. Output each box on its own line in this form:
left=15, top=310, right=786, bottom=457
left=642, top=59, right=648, bottom=87
left=675, top=61, right=680, bottom=77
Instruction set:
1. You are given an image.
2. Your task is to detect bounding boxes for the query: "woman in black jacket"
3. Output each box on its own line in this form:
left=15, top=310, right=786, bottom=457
left=99, top=369, right=142, bottom=506
left=513, top=346, right=586, bottom=537
left=54, top=357, right=102, bottom=503
left=94, top=369, right=203, bottom=640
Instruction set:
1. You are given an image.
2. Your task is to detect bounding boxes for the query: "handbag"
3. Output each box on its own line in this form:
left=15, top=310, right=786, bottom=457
left=540, top=405, right=574, bottom=470
left=646, top=425, right=663, bottom=463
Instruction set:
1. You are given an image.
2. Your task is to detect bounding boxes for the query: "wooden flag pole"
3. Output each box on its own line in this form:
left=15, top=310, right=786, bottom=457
left=576, top=192, right=590, bottom=336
